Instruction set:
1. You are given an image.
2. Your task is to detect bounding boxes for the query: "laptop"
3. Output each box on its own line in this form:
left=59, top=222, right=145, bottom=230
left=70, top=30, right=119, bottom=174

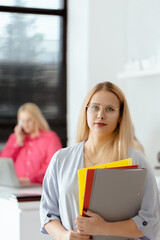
left=0, top=157, right=41, bottom=188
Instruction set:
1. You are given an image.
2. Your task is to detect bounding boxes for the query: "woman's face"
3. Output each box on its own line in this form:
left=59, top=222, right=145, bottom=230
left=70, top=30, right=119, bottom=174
left=87, top=90, right=120, bottom=138
left=18, top=111, right=37, bottom=135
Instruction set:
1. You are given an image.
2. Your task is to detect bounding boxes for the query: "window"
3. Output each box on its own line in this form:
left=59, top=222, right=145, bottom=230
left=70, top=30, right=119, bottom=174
left=0, top=0, right=67, bottom=147
left=0, top=0, right=64, bottom=9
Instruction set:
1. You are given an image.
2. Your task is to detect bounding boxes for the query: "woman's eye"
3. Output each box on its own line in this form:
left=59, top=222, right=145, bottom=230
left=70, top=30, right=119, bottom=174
left=106, top=107, right=114, bottom=111
left=92, top=105, right=99, bottom=111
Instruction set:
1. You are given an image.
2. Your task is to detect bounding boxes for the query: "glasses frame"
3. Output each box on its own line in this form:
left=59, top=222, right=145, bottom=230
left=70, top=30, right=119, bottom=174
left=86, top=103, right=119, bottom=115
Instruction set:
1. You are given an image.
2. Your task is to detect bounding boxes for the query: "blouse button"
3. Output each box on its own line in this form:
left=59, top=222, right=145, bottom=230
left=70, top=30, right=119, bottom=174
left=47, top=214, right=51, bottom=218
left=142, top=221, right=147, bottom=226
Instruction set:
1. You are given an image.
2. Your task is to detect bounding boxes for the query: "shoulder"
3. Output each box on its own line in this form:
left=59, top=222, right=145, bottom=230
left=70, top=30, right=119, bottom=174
left=49, top=141, right=84, bottom=165
left=46, top=142, right=83, bottom=177
left=40, top=130, right=60, bottom=139
left=7, top=133, right=16, bottom=141
left=55, top=141, right=84, bottom=158
left=128, top=147, right=151, bottom=169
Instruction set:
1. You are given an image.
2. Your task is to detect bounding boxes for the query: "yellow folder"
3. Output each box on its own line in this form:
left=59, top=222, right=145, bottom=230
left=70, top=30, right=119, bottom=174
left=78, top=158, right=132, bottom=215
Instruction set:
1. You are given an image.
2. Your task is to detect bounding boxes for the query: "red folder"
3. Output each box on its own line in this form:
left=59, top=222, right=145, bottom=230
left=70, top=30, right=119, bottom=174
left=82, top=165, right=139, bottom=217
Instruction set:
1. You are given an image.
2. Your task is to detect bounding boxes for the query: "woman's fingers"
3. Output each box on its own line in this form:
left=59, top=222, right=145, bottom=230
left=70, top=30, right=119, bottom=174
left=69, top=230, right=91, bottom=239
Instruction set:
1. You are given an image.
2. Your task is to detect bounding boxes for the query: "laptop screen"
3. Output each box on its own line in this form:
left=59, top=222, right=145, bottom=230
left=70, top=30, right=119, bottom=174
left=0, top=157, right=20, bottom=187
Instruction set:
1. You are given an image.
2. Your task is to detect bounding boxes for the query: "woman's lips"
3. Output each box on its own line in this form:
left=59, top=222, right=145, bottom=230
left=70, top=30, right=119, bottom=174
left=95, top=123, right=107, bottom=127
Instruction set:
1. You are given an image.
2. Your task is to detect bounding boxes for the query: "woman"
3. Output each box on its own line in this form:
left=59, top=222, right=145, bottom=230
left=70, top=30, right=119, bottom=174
left=40, top=82, right=160, bottom=239
left=0, top=102, right=62, bottom=184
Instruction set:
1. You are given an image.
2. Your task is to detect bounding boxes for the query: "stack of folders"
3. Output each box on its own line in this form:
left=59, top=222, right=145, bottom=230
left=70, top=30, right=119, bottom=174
left=78, top=158, right=147, bottom=240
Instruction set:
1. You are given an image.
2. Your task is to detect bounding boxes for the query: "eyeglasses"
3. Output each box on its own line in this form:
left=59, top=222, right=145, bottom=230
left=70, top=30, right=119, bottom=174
left=86, top=103, right=119, bottom=114
left=18, top=119, right=33, bottom=125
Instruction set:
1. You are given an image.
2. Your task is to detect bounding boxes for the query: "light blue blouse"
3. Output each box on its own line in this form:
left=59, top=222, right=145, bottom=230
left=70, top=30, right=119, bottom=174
left=40, top=141, right=160, bottom=240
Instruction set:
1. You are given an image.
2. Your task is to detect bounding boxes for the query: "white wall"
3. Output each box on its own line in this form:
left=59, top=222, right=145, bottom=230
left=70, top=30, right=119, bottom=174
left=117, top=76, right=160, bottom=168
left=127, top=0, right=160, bottom=63
left=67, top=0, right=160, bottom=168
left=67, top=0, right=89, bottom=145
left=117, top=0, right=160, bottom=167
left=67, top=0, right=127, bottom=145
left=88, top=0, right=127, bottom=87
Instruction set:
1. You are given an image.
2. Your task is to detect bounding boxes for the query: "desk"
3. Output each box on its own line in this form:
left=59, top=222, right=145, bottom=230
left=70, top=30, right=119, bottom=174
left=0, top=186, right=53, bottom=240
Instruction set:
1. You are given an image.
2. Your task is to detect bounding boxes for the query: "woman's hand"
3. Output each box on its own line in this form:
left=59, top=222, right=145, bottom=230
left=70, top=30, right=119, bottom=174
left=45, top=220, right=92, bottom=240
left=19, top=177, right=30, bottom=183
left=14, top=124, right=25, bottom=146
left=75, top=210, right=106, bottom=236
left=62, top=230, right=91, bottom=240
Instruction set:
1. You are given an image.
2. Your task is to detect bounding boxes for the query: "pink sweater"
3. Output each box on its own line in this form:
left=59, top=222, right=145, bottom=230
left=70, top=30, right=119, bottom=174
left=0, top=130, right=62, bottom=184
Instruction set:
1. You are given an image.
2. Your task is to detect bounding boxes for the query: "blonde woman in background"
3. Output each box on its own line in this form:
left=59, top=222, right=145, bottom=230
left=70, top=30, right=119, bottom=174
left=0, top=102, right=62, bottom=184
left=40, top=82, right=160, bottom=240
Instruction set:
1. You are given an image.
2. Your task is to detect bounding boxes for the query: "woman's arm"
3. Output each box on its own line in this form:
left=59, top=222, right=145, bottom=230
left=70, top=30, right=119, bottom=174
left=0, top=133, right=23, bottom=160
left=14, top=124, right=25, bottom=146
left=76, top=210, right=144, bottom=238
left=45, top=219, right=91, bottom=240
left=40, top=151, right=91, bottom=240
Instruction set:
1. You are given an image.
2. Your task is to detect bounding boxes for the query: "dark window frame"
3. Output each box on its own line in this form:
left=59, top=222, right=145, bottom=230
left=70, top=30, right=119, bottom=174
left=0, top=1, right=67, bottom=147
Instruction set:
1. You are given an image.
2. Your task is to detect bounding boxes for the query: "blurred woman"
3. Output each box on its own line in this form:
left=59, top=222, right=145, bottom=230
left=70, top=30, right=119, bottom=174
left=0, top=102, right=62, bottom=184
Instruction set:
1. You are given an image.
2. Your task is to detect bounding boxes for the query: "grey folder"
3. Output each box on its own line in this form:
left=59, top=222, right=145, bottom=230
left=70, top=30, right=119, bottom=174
left=86, top=168, right=147, bottom=240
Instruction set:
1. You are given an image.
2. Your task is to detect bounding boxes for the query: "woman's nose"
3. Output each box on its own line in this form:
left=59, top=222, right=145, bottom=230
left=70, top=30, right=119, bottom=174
left=97, top=109, right=105, bottom=119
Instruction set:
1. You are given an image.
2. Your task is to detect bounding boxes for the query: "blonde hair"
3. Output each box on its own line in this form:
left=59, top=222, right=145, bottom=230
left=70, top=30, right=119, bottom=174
left=76, top=82, right=134, bottom=161
left=17, top=102, right=50, bottom=131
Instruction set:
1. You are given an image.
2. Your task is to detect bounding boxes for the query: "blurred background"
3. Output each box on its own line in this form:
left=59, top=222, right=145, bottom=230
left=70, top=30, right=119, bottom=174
left=0, top=0, right=67, bottom=148
left=1, top=1, right=160, bottom=239
left=1, top=0, right=160, bottom=170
